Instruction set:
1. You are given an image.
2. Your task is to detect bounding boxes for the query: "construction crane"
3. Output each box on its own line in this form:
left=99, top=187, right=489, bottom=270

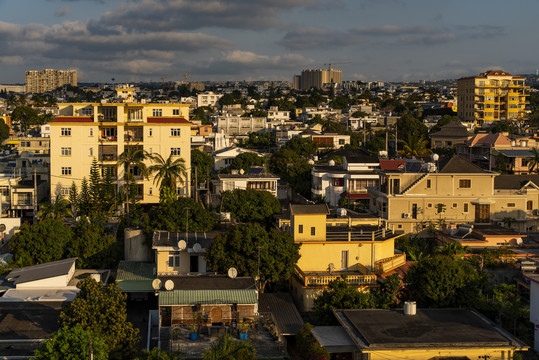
left=323, top=62, right=349, bottom=71
left=184, top=73, right=195, bottom=83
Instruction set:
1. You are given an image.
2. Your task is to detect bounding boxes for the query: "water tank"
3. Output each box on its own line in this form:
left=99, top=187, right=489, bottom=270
left=511, top=140, right=516, bottom=147
left=404, top=301, right=416, bottom=315
left=328, top=160, right=336, bottom=166
left=520, top=140, right=527, bottom=147
left=337, top=208, right=347, bottom=217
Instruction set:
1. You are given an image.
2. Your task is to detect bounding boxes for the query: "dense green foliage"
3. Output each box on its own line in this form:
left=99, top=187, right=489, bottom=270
left=205, top=223, right=300, bottom=292
left=149, top=153, right=187, bottom=203
left=202, top=333, right=256, bottom=360
left=269, top=148, right=312, bottom=198
left=0, top=119, right=9, bottom=142
left=280, top=136, right=318, bottom=157
left=59, top=278, right=140, bottom=359
left=140, top=348, right=182, bottom=360
left=34, top=325, right=109, bottom=360
left=405, top=255, right=484, bottom=307
left=296, top=323, right=330, bottom=360
left=221, top=189, right=280, bottom=224
left=239, top=132, right=276, bottom=149
left=228, top=152, right=265, bottom=173
left=191, top=149, right=214, bottom=182
left=141, top=197, right=217, bottom=237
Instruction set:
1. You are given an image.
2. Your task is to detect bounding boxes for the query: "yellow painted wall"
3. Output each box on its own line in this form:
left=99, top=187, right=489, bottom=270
left=156, top=250, right=191, bottom=274
left=291, top=213, right=326, bottom=242
left=366, top=347, right=515, bottom=360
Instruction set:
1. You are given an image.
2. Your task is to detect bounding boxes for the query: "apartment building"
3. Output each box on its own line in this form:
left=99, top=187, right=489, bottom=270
left=292, top=68, right=343, bottom=90
left=457, top=70, right=529, bottom=125
left=214, top=114, right=266, bottom=135
left=197, top=92, right=223, bottom=108
left=25, top=69, right=77, bottom=93
left=49, top=102, right=191, bottom=203
left=368, top=156, right=539, bottom=233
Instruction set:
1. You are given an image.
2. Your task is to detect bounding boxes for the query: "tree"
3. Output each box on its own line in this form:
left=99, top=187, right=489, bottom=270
left=281, top=136, right=318, bottom=158
left=229, top=152, right=265, bottom=173
left=528, top=148, right=539, bottom=173
left=221, top=189, right=280, bottom=224
left=0, top=119, right=9, bottom=143
left=496, top=153, right=509, bottom=174
left=401, top=131, right=431, bottom=158
left=37, top=194, right=72, bottom=221
left=297, top=323, right=330, bottom=360
left=10, top=105, right=39, bottom=132
left=78, top=177, right=92, bottom=216
left=372, top=273, right=402, bottom=309
left=313, top=277, right=375, bottom=324
left=116, top=147, right=149, bottom=224
left=69, top=217, right=118, bottom=268
left=34, top=324, right=109, bottom=360
left=9, top=219, right=73, bottom=267
left=149, top=153, right=187, bottom=203
left=205, top=223, right=300, bottom=292
left=202, top=333, right=256, bottom=360
left=141, top=348, right=182, bottom=360
left=269, top=149, right=313, bottom=198
left=405, top=255, right=483, bottom=307
left=59, top=278, right=140, bottom=359
left=191, top=149, right=214, bottom=183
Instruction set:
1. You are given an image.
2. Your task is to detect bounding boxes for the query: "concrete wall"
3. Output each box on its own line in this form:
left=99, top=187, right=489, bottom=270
left=125, top=228, right=151, bottom=262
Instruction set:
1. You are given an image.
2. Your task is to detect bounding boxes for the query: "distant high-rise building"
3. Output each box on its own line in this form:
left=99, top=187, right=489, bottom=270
left=292, top=68, right=343, bottom=90
left=457, top=70, right=529, bottom=126
left=25, top=69, right=77, bottom=93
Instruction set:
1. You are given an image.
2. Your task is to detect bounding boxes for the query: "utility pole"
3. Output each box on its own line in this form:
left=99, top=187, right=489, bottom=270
left=194, top=166, right=198, bottom=203
left=33, top=168, right=37, bottom=223
left=185, top=208, right=190, bottom=241
left=206, top=168, right=210, bottom=209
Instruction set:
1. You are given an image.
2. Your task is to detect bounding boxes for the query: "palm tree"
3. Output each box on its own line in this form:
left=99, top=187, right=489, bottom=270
left=202, top=333, right=256, bottom=360
left=402, top=131, right=431, bottom=158
left=528, top=148, right=539, bottom=173
left=116, top=147, right=149, bottom=225
left=37, top=194, right=72, bottom=220
left=149, top=153, right=187, bottom=203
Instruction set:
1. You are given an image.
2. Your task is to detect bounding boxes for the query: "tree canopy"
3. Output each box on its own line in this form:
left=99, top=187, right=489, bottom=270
left=220, top=189, right=280, bottom=224
left=34, top=325, right=109, bottom=360
left=405, top=255, right=484, bottom=307
left=205, top=223, right=300, bottom=292
left=281, top=136, right=318, bottom=158
left=269, top=148, right=313, bottom=198
left=202, top=333, right=256, bottom=360
left=58, top=278, right=140, bottom=359
left=228, top=152, right=265, bottom=173
left=191, top=149, right=214, bottom=183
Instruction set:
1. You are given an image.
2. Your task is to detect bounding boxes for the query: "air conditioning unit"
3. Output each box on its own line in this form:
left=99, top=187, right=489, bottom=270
left=402, top=213, right=410, bottom=219
left=533, top=209, right=539, bottom=216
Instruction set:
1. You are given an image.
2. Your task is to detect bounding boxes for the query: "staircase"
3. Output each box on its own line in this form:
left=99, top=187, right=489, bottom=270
left=400, top=173, right=429, bottom=194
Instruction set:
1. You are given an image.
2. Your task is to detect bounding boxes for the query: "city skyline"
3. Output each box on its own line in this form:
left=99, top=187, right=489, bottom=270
left=1, top=0, right=538, bottom=84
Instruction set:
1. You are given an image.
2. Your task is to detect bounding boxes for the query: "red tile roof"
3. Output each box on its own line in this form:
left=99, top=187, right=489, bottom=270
left=379, top=159, right=405, bottom=171
left=51, top=116, right=93, bottom=123
left=147, top=117, right=190, bottom=124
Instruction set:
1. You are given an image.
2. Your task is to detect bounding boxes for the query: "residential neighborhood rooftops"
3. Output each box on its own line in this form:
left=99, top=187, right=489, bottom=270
left=152, top=231, right=219, bottom=248
left=6, top=257, right=76, bottom=285
left=496, top=149, right=534, bottom=157
left=258, top=293, right=304, bottom=336
left=438, top=155, right=488, bottom=174
left=430, top=121, right=472, bottom=138
left=494, top=174, right=539, bottom=189
left=158, top=288, right=257, bottom=306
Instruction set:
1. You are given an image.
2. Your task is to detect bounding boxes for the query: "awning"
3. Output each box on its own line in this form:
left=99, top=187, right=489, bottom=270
left=341, top=192, right=370, bottom=200
left=471, top=198, right=495, bottom=205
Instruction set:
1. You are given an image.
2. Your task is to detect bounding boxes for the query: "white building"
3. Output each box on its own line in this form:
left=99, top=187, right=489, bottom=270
left=197, top=92, right=223, bottom=108
left=212, top=146, right=259, bottom=172
left=214, top=114, right=267, bottom=135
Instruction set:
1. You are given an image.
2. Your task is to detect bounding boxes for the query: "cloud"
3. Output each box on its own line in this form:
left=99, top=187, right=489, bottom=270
left=54, top=6, right=71, bottom=17
left=458, top=25, right=505, bottom=39
left=95, top=0, right=318, bottom=32
left=0, top=56, right=24, bottom=65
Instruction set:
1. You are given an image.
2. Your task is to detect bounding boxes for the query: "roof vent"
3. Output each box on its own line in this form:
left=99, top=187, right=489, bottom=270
left=404, top=301, right=416, bottom=315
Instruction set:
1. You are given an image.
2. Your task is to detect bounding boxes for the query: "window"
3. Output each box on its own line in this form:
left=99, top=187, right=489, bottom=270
left=170, top=148, right=181, bottom=156
left=453, top=203, right=458, bottom=208
left=61, top=147, right=71, bottom=156
left=341, top=250, right=349, bottom=270
left=507, top=203, right=516, bottom=208
left=333, top=178, right=344, bottom=187
left=464, top=203, right=469, bottom=212
left=60, top=187, right=71, bottom=196
left=168, top=253, right=180, bottom=268
left=459, top=179, right=471, bottom=188
left=311, top=227, right=316, bottom=236
left=528, top=200, right=533, bottom=211
left=339, top=139, right=345, bottom=145
left=173, top=109, right=180, bottom=116
left=411, top=203, right=418, bottom=219
left=61, top=167, right=72, bottom=175
left=152, top=109, right=162, bottom=117
left=61, top=128, right=71, bottom=136
left=298, top=225, right=303, bottom=234
left=149, top=148, right=153, bottom=154
left=170, top=128, right=181, bottom=137
left=149, top=128, right=153, bottom=136
left=427, top=203, right=432, bottom=208
left=149, top=187, right=153, bottom=195
left=89, top=128, right=93, bottom=136
left=426, top=179, right=431, bottom=188
left=81, top=107, right=93, bottom=116
left=89, top=147, right=93, bottom=156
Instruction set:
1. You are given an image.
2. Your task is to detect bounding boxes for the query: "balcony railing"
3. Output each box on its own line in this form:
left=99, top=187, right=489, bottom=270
left=373, top=253, right=406, bottom=274
left=295, top=266, right=377, bottom=287
left=100, top=135, right=117, bottom=142
left=99, top=154, right=117, bottom=161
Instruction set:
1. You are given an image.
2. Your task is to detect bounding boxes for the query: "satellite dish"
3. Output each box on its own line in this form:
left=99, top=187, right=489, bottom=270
left=177, top=240, right=187, bottom=251
left=431, top=153, right=440, bottom=162
left=165, top=280, right=174, bottom=291
left=193, top=243, right=202, bottom=252
left=0, top=224, right=6, bottom=232
left=151, top=278, right=162, bottom=291
left=228, top=267, right=238, bottom=279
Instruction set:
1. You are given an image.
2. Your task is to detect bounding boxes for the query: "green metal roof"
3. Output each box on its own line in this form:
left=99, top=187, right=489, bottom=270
left=116, top=261, right=154, bottom=292
left=116, top=261, right=154, bottom=281
left=159, top=289, right=257, bottom=306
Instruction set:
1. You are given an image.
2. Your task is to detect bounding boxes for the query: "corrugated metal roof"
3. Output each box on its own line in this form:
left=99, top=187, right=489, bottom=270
left=159, top=289, right=257, bottom=306
left=116, top=261, right=154, bottom=281
left=258, top=293, right=304, bottom=336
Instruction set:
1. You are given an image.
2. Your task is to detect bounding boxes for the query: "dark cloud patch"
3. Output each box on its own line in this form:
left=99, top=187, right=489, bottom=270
left=54, top=6, right=71, bottom=17
left=96, top=0, right=318, bottom=32
left=279, top=27, right=367, bottom=50
left=458, top=25, right=505, bottom=39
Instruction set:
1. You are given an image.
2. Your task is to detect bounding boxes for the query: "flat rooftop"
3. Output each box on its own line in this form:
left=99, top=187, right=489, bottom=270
left=0, top=301, right=62, bottom=341
left=338, top=308, right=520, bottom=348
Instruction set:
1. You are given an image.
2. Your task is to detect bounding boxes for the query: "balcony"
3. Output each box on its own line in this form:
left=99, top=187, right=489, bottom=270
left=373, top=253, right=406, bottom=274
left=295, top=266, right=377, bottom=287
left=100, top=135, right=117, bottom=142
left=99, top=153, right=117, bottom=161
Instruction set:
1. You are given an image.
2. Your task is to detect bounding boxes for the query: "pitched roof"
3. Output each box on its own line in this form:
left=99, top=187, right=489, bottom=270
left=6, top=258, right=76, bottom=285
left=379, top=159, right=405, bottom=171
left=146, top=117, right=190, bottom=124
left=494, top=174, right=539, bottom=189
left=116, top=261, right=154, bottom=282
left=290, top=204, right=329, bottom=215
left=159, top=289, right=257, bottom=306
left=466, top=132, right=512, bottom=147
left=258, top=293, right=304, bottom=335
left=430, top=121, right=472, bottom=138
left=438, top=155, right=487, bottom=173
left=496, top=149, right=534, bottom=158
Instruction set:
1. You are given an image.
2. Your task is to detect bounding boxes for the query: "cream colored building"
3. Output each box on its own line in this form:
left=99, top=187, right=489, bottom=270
left=457, top=70, right=529, bottom=125
left=49, top=102, right=191, bottom=204
left=368, top=156, right=539, bottom=233
left=25, top=69, right=77, bottom=93
left=293, top=69, right=343, bottom=90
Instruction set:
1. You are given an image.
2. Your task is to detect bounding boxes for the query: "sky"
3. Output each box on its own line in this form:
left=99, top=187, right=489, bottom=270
left=0, top=0, right=538, bottom=84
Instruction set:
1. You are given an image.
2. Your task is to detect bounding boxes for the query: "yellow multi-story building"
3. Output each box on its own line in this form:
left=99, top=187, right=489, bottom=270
left=25, top=69, right=77, bottom=93
left=457, top=70, right=529, bottom=126
left=286, top=204, right=405, bottom=311
left=49, top=102, right=191, bottom=204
